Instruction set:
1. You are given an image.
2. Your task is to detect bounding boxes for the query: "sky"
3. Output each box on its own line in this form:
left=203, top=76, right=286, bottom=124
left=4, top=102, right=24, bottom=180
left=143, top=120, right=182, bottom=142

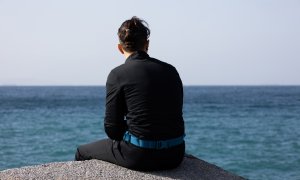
left=0, top=0, right=299, bottom=85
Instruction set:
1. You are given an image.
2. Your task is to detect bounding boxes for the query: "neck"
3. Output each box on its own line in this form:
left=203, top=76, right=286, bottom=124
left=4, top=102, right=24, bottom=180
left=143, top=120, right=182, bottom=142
left=124, top=50, right=147, bottom=59
left=124, top=51, right=134, bottom=59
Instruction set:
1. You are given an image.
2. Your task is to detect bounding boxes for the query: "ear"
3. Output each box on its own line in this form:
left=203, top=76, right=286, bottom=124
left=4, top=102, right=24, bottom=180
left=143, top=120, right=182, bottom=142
left=118, top=44, right=124, bottom=54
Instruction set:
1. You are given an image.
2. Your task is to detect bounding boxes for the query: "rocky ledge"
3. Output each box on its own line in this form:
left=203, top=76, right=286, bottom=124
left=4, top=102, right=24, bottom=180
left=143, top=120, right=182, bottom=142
left=0, top=155, right=245, bottom=180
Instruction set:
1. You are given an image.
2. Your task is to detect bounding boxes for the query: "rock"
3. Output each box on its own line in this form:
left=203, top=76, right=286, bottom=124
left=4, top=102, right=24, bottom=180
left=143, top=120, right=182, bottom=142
left=0, top=155, right=245, bottom=180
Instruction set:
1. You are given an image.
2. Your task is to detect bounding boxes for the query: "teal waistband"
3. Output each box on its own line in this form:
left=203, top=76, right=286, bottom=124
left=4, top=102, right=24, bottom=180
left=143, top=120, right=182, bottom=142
left=123, top=131, right=185, bottom=149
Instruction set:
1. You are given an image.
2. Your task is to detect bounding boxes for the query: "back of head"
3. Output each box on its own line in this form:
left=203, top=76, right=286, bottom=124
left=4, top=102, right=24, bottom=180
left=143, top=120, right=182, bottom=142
left=118, top=16, right=150, bottom=52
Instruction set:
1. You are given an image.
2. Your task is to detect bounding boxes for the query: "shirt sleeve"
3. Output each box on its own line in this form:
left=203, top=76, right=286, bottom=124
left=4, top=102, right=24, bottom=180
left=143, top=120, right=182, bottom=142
left=104, top=70, right=127, bottom=140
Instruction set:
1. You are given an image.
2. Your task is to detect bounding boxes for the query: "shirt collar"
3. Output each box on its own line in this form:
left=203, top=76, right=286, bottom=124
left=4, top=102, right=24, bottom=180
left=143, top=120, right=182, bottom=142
left=125, top=51, right=150, bottom=63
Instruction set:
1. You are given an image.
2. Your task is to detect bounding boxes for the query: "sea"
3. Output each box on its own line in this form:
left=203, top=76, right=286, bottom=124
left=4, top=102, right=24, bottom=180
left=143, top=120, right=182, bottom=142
left=0, top=86, right=299, bottom=180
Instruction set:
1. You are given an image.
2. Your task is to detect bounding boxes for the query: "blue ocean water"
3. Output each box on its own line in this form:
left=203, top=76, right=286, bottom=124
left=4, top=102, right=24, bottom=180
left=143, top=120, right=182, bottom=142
left=0, top=86, right=299, bottom=179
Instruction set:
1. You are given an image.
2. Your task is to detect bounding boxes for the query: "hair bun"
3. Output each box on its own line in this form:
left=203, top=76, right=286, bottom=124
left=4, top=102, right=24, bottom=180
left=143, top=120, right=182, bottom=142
left=118, top=16, right=150, bottom=52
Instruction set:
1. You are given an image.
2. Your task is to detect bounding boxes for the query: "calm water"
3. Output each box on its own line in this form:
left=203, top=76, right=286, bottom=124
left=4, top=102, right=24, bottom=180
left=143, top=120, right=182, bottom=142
left=0, top=86, right=299, bottom=179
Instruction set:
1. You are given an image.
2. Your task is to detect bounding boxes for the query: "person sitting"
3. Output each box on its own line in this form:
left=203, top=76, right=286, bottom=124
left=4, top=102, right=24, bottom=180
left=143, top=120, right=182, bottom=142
left=75, top=16, right=185, bottom=171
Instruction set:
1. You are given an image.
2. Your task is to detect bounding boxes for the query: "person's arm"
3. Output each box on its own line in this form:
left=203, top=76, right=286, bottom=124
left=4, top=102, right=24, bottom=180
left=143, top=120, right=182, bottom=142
left=104, top=70, right=127, bottom=140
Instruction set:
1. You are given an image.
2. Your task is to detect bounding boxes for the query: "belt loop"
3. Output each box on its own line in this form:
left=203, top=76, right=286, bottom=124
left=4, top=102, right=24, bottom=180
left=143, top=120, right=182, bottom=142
left=123, top=131, right=131, bottom=141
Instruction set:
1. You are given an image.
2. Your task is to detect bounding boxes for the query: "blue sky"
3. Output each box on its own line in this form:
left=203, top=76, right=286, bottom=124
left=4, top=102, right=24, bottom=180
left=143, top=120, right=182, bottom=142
left=1, top=0, right=299, bottom=85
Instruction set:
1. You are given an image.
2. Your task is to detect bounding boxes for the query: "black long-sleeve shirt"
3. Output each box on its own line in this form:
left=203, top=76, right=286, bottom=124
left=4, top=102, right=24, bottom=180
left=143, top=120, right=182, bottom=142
left=104, top=51, right=184, bottom=141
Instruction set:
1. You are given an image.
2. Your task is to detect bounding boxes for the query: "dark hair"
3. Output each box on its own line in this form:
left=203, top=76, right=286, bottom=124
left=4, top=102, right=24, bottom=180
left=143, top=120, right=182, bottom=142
left=118, top=16, right=150, bottom=52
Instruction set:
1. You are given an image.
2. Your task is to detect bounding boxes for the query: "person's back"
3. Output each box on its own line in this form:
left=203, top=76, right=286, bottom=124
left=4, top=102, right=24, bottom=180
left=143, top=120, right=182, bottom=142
left=107, top=51, right=184, bottom=140
left=76, top=16, right=185, bottom=171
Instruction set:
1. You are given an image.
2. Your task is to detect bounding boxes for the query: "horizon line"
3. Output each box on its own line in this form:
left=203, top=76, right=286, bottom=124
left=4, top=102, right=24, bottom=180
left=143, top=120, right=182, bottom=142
left=1, top=84, right=300, bottom=87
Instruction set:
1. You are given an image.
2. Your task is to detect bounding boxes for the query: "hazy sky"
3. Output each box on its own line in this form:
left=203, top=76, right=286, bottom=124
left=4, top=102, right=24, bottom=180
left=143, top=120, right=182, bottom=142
left=1, top=0, right=299, bottom=85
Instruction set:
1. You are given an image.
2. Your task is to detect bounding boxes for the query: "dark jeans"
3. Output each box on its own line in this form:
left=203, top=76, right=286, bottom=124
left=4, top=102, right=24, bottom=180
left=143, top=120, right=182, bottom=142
left=75, top=138, right=185, bottom=171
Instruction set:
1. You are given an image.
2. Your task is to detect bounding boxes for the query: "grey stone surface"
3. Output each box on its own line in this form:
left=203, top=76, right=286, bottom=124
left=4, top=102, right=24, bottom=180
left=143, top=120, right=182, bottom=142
left=0, top=155, right=246, bottom=180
